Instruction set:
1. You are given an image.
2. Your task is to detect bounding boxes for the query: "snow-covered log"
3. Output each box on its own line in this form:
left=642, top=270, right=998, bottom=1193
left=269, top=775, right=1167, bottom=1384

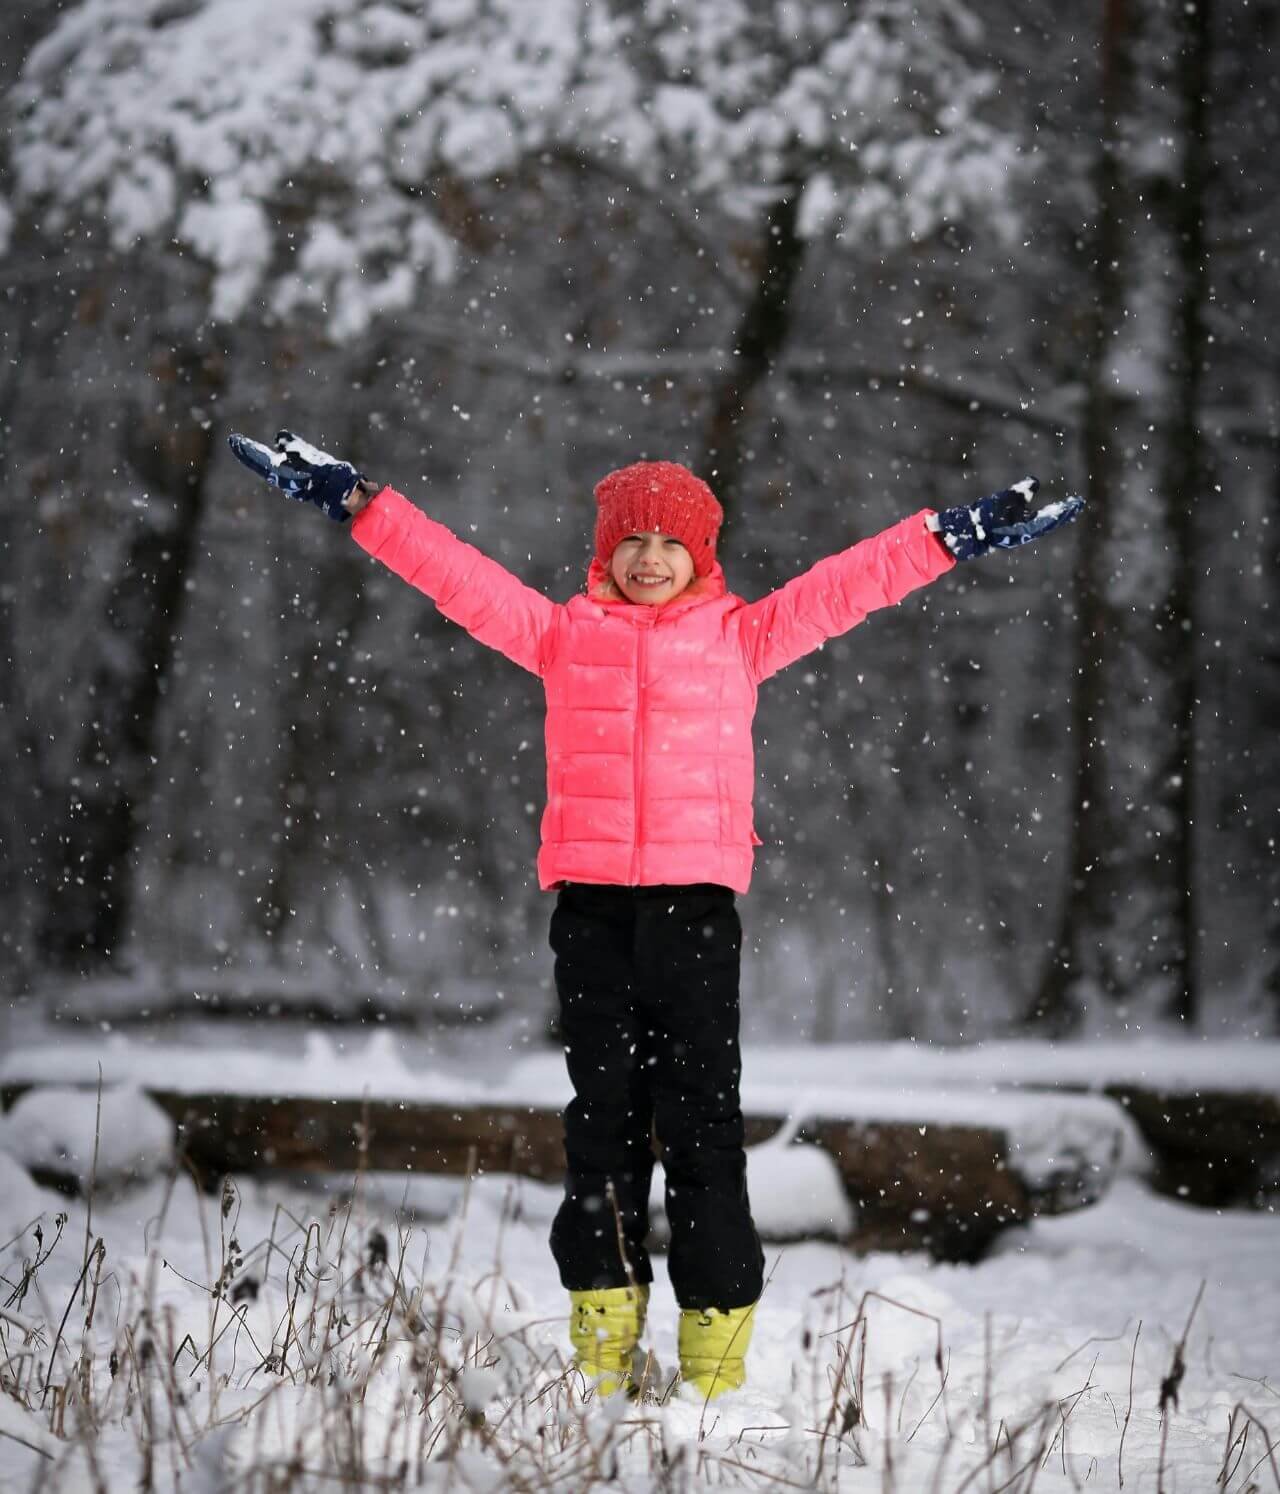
left=0, top=1052, right=1133, bottom=1261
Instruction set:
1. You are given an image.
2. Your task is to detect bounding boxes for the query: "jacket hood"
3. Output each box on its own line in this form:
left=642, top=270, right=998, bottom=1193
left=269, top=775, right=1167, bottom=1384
left=585, top=556, right=728, bottom=613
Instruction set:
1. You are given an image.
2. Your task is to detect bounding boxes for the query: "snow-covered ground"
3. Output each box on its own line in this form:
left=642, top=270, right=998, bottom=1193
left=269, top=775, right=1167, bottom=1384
left=1, top=1133, right=1277, bottom=1490
left=2, top=1014, right=1277, bottom=1489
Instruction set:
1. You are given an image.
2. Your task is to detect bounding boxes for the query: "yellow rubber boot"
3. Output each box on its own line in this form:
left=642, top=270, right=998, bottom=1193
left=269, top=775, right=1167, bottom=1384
left=678, top=1302, right=756, bottom=1400
left=569, top=1284, right=649, bottom=1396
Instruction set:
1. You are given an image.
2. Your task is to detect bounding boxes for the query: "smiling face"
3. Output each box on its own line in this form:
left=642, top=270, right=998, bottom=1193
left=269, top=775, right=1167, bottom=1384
left=609, top=531, right=696, bottom=606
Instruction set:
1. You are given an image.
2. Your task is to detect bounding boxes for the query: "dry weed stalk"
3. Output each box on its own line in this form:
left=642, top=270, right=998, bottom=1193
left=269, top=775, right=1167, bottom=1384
left=1157, top=1280, right=1205, bottom=1494
left=1216, top=1400, right=1280, bottom=1491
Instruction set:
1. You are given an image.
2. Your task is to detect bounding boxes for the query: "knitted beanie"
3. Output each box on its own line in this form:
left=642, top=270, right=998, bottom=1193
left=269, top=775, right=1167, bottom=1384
left=593, top=461, right=724, bottom=577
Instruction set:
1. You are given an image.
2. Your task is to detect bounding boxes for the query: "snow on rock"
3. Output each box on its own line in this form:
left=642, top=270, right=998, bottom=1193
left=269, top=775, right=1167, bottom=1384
left=0, top=1084, right=174, bottom=1190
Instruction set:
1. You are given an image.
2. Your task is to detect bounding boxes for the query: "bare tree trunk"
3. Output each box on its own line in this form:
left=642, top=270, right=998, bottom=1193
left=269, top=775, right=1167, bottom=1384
left=1152, top=0, right=1213, bottom=1025
left=1029, top=0, right=1135, bottom=1031
left=0, top=289, right=31, bottom=983
left=248, top=341, right=384, bottom=956
left=699, top=185, right=806, bottom=513
left=249, top=521, right=370, bottom=953
left=37, top=334, right=225, bottom=971
left=1266, top=404, right=1280, bottom=1024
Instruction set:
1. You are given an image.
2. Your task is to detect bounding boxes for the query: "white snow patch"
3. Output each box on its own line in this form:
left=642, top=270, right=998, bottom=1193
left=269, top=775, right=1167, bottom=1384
left=178, top=191, right=273, bottom=321
left=728, top=1037, right=1280, bottom=1096
left=1, top=1029, right=471, bottom=1103
left=649, top=1127, right=855, bottom=1245
left=0, top=1397, right=60, bottom=1464
left=0, top=1151, right=55, bottom=1241
left=1034, top=496, right=1083, bottom=523
left=0, top=1161, right=1275, bottom=1490
left=11, top=1033, right=1257, bottom=1110
left=746, top=1130, right=855, bottom=1239
left=0, top=1084, right=174, bottom=1189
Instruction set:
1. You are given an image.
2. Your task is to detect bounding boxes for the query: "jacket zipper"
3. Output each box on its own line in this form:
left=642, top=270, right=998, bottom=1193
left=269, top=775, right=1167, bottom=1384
left=631, top=622, right=650, bottom=884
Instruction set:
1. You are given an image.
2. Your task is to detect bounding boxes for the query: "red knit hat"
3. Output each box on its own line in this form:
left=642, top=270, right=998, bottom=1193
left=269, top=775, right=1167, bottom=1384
left=593, top=461, right=724, bottom=578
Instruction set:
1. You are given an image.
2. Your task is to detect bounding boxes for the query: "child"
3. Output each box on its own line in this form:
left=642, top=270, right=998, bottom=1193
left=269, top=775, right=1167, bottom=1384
left=230, top=430, right=1082, bottom=1398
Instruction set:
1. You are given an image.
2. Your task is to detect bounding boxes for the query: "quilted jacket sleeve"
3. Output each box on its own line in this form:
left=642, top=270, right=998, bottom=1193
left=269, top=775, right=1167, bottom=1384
left=738, top=510, right=955, bottom=683
left=351, top=487, right=560, bottom=678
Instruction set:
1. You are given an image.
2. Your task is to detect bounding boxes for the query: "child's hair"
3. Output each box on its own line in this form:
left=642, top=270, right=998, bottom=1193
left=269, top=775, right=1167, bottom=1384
left=591, top=570, right=626, bottom=602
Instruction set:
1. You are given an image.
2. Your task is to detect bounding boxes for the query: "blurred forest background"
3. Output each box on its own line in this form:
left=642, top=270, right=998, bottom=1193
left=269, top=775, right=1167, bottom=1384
left=0, top=0, right=1275, bottom=1043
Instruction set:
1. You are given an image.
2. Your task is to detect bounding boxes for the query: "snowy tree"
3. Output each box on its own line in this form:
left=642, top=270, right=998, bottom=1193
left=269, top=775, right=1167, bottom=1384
left=5, top=0, right=1018, bottom=344
left=1023, top=0, right=1140, bottom=1033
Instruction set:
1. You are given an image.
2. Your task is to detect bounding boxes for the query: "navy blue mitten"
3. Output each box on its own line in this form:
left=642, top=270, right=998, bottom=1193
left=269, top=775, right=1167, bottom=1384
left=228, top=429, right=368, bottom=523
left=929, top=477, right=1085, bottom=562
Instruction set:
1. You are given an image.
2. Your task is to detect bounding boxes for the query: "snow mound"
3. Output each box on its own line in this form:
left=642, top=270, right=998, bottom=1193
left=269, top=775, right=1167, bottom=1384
left=746, top=1134, right=855, bottom=1239
left=0, top=1150, right=54, bottom=1242
left=649, top=1126, right=855, bottom=1244
left=0, top=1084, right=174, bottom=1190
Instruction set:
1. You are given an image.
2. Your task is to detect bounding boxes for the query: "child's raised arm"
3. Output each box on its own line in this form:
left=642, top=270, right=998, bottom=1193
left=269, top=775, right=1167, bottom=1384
left=351, top=487, right=560, bottom=677
left=228, top=428, right=560, bottom=678
left=738, top=508, right=952, bottom=682
left=738, top=479, right=1084, bottom=683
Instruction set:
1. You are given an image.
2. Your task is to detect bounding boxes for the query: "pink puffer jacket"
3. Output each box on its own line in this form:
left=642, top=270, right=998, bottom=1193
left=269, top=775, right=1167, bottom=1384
left=352, top=488, right=954, bottom=893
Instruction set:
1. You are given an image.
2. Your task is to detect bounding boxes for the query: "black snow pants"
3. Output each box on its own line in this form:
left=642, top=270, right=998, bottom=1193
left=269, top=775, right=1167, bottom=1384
left=548, top=882, right=765, bottom=1311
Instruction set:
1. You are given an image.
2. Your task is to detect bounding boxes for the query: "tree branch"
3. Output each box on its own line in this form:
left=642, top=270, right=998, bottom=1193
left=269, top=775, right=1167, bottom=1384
left=539, top=145, right=753, bottom=299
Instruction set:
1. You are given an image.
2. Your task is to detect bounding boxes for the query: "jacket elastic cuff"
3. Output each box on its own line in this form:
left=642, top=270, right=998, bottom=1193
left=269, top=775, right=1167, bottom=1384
left=350, top=486, right=394, bottom=545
